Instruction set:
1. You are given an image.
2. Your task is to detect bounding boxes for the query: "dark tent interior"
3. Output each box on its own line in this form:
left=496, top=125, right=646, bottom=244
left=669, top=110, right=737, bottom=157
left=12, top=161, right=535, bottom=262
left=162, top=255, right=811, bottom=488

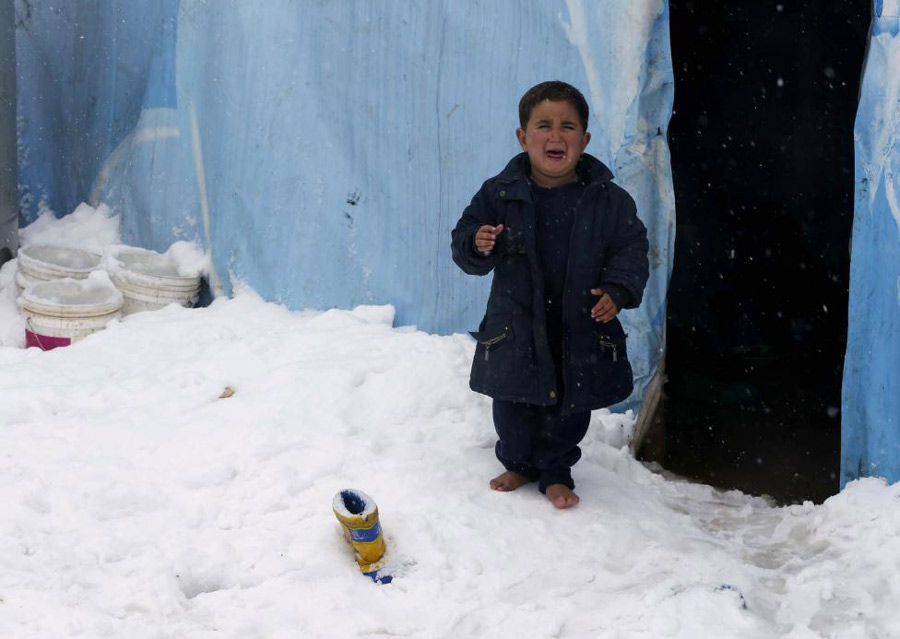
left=642, top=0, right=871, bottom=504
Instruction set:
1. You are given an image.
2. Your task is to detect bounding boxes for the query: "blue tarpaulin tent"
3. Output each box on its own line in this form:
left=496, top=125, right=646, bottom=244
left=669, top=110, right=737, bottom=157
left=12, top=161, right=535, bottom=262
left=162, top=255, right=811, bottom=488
left=7, top=0, right=899, bottom=480
left=841, top=0, right=900, bottom=487
left=13, top=0, right=674, bottom=417
left=0, top=0, right=14, bottom=260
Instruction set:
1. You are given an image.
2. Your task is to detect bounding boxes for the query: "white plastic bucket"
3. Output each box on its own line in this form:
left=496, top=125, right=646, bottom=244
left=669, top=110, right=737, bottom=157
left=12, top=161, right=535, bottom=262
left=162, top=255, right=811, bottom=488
left=104, top=246, right=201, bottom=315
left=19, top=275, right=124, bottom=350
left=16, top=244, right=103, bottom=293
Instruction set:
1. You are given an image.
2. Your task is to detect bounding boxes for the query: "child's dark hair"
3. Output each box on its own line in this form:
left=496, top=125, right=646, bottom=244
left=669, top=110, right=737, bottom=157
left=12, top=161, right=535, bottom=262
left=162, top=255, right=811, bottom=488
left=518, top=81, right=590, bottom=131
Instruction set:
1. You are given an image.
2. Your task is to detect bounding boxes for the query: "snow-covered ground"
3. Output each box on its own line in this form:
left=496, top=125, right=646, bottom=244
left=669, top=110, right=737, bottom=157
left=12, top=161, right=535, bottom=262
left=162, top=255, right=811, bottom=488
left=1, top=207, right=899, bottom=638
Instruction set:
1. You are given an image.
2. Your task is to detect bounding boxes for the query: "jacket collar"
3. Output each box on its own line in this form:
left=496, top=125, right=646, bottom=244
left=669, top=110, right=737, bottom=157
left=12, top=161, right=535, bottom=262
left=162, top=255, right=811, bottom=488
left=495, top=152, right=615, bottom=200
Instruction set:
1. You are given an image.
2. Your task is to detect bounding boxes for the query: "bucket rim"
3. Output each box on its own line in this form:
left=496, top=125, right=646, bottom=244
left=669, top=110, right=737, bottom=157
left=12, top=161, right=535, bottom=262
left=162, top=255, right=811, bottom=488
left=110, top=270, right=203, bottom=292
left=19, top=280, right=124, bottom=317
left=18, top=244, right=103, bottom=275
left=105, top=245, right=203, bottom=284
left=20, top=295, right=124, bottom=317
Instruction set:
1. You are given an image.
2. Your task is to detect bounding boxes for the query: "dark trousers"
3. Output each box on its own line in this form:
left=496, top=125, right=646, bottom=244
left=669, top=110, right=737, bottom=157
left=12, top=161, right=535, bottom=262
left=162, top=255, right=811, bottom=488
left=492, top=399, right=591, bottom=492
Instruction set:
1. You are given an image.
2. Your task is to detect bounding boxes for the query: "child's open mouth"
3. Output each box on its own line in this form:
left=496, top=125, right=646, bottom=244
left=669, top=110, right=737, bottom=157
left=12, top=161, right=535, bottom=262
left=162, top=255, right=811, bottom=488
left=546, top=149, right=566, bottom=160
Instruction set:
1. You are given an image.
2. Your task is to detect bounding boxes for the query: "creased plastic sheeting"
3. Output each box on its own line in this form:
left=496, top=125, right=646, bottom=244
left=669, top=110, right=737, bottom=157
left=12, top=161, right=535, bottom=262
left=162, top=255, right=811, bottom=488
left=1, top=0, right=15, bottom=259
left=15, top=0, right=174, bottom=225
left=842, top=0, right=900, bottom=487
left=16, top=0, right=674, bottom=413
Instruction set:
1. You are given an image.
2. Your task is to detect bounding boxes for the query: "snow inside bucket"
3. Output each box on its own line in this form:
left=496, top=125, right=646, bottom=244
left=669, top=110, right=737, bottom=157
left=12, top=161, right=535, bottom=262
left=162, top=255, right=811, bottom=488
left=16, top=244, right=103, bottom=293
left=19, top=271, right=124, bottom=350
left=103, top=244, right=204, bottom=315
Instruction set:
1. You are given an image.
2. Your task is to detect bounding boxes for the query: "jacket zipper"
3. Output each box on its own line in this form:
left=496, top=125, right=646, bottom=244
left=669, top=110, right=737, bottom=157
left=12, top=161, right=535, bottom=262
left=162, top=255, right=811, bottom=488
left=481, top=333, right=507, bottom=361
left=598, top=336, right=619, bottom=362
left=559, top=180, right=598, bottom=403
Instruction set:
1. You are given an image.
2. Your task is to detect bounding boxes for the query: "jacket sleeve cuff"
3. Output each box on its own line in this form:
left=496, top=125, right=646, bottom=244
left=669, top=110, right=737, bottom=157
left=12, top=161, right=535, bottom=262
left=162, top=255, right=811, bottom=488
left=601, top=283, right=631, bottom=310
left=473, top=236, right=492, bottom=257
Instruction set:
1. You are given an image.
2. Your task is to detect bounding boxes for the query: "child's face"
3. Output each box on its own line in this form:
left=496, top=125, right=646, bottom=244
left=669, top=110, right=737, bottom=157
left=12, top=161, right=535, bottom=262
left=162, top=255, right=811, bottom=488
left=516, top=99, right=591, bottom=188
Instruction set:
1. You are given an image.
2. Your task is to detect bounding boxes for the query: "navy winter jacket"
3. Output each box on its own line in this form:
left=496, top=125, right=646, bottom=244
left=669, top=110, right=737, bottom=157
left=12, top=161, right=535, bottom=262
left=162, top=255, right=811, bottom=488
left=451, top=153, right=650, bottom=414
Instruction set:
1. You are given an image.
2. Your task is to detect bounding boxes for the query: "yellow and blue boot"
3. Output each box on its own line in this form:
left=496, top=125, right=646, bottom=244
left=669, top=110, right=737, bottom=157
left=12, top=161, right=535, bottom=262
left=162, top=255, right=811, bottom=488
left=332, top=489, right=392, bottom=584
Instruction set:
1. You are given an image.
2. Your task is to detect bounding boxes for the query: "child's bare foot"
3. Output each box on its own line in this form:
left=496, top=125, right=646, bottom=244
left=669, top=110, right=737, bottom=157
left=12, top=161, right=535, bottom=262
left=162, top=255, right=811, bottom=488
left=546, top=484, right=580, bottom=509
left=489, top=471, right=531, bottom=492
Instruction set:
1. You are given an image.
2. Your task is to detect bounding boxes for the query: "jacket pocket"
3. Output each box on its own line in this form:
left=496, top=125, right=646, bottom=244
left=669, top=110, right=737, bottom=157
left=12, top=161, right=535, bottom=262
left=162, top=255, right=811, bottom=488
left=595, top=330, right=627, bottom=363
left=468, top=299, right=535, bottom=396
left=469, top=328, right=510, bottom=362
left=566, top=326, right=633, bottom=407
left=469, top=314, right=518, bottom=394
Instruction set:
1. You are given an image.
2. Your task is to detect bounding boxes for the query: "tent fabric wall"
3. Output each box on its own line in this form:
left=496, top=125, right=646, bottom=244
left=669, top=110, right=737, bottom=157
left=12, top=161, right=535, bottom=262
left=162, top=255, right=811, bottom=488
left=15, top=0, right=675, bottom=413
left=842, top=0, right=900, bottom=487
left=14, top=0, right=173, bottom=224
left=1, top=0, right=15, bottom=261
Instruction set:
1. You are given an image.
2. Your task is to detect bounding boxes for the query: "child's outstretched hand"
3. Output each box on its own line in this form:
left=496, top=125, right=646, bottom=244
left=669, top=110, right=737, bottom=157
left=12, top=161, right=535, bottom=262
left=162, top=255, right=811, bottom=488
left=474, top=224, right=504, bottom=252
left=590, top=288, right=619, bottom=323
